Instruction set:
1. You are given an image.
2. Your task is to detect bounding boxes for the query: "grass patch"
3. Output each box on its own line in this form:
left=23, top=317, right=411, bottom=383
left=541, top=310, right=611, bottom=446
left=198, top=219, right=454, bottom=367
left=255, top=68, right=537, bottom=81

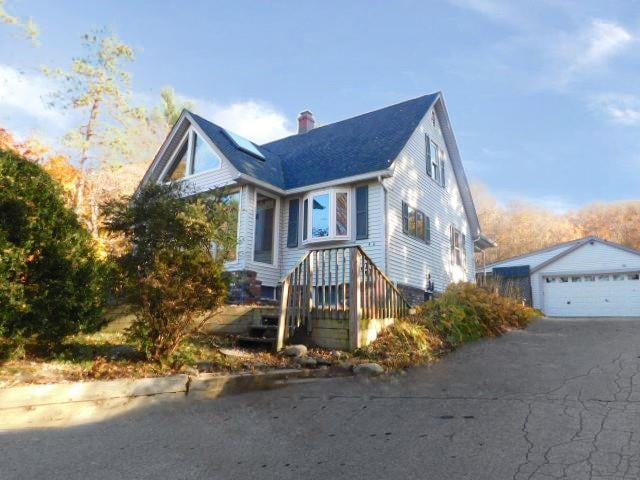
left=0, top=305, right=295, bottom=387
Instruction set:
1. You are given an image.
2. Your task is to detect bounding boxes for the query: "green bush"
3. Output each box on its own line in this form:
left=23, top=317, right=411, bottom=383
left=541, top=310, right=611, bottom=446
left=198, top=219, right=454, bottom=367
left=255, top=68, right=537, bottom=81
left=361, top=282, right=539, bottom=369
left=416, top=282, right=538, bottom=347
left=103, top=183, right=235, bottom=360
left=0, top=149, right=107, bottom=345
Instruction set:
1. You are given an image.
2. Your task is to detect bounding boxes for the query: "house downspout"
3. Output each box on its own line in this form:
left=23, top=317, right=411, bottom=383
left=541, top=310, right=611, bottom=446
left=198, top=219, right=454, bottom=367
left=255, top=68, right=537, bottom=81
left=379, top=175, right=389, bottom=276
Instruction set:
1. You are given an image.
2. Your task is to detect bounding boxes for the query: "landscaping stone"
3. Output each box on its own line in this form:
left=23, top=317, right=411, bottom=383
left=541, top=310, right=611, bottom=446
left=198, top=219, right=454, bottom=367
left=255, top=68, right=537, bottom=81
left=195, top=361, right=217, bottom=373
left=330, top=350, right=347, bottom=360
left=316, top=357, right=332, bottom=366
left=337, top=361, right=354, bottom=371
left=283, top=344, right=307, bottom=357
left=296, top=356, right=317, bottom=368
left=107, top=345, right=143, bottom=361
left=353, top=363, right=384, bottom=376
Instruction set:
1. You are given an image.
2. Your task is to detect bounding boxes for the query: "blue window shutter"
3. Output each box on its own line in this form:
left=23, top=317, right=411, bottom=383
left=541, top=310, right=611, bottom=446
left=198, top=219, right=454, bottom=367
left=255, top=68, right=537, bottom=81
left=425, top=135, right=432, bottom=177
left=425, top=216, right=431, bottom=244
left=440, top=159, right=446, bottom=187
left=356, top=186, right=368, bottom=240
left=302, top=199, right=308, bottom=241
left=287, top=199, right=299, bottom=248
left=402, top=201, right=409, bottom=234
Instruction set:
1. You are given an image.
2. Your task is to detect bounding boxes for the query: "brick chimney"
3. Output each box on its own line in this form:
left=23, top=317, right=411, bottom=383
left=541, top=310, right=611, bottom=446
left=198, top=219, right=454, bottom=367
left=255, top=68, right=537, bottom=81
left=297, top=110, right=315, bottom=134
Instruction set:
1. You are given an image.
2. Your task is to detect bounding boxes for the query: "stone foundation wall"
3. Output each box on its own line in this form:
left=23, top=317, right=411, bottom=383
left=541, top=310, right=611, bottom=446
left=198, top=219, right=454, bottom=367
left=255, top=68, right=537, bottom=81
left=396, top=283, right=427, bottom=306
left=227, top=270, right=262, bottom=304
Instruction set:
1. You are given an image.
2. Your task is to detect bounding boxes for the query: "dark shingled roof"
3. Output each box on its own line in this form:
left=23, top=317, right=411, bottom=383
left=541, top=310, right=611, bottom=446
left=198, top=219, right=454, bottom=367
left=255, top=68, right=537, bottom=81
left=189, top=93, right=440, bottom=190
left=188, top=112, right=286, bottom=188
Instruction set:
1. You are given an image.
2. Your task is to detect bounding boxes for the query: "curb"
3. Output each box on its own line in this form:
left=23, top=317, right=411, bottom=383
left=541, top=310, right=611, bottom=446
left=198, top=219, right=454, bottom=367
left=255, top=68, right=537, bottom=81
left=189, top=366, right=352, bottom=399
left=0, top=367, right=353, bottom=429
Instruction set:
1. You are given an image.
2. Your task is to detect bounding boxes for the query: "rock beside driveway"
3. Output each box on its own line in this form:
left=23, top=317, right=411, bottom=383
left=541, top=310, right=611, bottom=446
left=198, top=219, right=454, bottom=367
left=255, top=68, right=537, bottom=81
left=283, top=345, right=307, bottom=358
left=296, top=356, right=317, bottom=368
left=353, top=363, right=384, bottom=376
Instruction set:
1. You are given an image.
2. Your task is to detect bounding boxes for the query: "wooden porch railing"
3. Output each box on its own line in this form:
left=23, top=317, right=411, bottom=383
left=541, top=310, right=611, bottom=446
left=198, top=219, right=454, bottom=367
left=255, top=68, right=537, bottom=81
left=276, top=246, right=410, bottom=351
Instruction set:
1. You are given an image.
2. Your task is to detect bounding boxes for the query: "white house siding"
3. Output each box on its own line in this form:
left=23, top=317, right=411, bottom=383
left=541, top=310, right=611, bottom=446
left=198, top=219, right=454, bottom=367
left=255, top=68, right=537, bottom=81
left=538, top=242, right=640, bottom=275
left=384, top=103, right=475, bottom=293
left=278, top=181, right=386, bottom=281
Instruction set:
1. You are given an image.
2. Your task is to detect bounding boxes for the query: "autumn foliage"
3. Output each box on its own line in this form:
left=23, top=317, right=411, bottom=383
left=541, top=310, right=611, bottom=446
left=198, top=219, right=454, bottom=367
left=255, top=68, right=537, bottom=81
left=0, top=149, right=107, bottom=344
left=473, top=184, right=640, bottom=265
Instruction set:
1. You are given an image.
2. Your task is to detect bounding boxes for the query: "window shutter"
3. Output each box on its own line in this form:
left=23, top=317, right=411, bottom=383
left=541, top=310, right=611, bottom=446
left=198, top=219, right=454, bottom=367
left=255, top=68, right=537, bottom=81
left=461, top=233, right=466, bottom=268
left=425, top=216, right=431, bottom=244
left=450, top=225, right=455, bottom=264
left=287, top=198, right=299, bottom=248
left=425, top=135, right=432, bottom=177
left=402, top=202, right=409, bottom=234
left=440, top=159, right=446, bottom=187
left=356, top=185, right=369, bottom=240
left=302, top=199, right=308, bottom=241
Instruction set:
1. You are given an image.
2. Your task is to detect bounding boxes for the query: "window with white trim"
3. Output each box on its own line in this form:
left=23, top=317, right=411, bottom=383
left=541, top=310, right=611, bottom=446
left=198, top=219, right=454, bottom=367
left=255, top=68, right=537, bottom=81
left=162, top=129, right=222, bottom=181
left=254, top=193, right=276, bottom=264
left=402, top=201, right=430, bottom=244
left=425, top=135, right=446, bottom=187
left=450, top=226, right=465, bottom=267
left=302, top=188, right=351, bottom=243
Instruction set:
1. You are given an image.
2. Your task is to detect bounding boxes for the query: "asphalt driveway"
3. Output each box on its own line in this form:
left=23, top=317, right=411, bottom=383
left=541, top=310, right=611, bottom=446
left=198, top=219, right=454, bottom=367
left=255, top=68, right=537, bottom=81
left=1, top=317, right=640, bottom=479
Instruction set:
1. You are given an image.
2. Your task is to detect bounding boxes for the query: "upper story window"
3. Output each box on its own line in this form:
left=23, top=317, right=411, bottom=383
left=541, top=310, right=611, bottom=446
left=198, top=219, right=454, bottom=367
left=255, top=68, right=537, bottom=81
left=303, top=188, right=350, bottom=243
left=402, top=201, right=430, bottom=244
left=450, top=226, right=466, bottom=267
left=162, top=129, right=222, bottom=182
left=425, top=134, right=446, bottom=188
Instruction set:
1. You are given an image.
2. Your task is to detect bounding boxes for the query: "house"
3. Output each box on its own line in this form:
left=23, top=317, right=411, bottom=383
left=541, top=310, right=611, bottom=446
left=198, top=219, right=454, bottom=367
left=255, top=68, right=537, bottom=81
left=139, top=92, right=493, bottom=349
left=480, top=236, right=640, bottom=317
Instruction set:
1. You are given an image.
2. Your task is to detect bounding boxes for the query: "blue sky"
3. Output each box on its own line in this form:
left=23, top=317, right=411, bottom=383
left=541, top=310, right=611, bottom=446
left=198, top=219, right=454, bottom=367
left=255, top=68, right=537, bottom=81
left=1, top=0, right=639, bottom=211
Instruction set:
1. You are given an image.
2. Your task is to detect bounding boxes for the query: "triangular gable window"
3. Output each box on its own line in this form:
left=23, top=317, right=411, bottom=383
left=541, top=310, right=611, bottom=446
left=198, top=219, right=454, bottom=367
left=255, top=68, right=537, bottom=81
left=164, top=141, right=189, bottom=181
left=162, top=128, right=222, bottom=182
left=192, top=132, right=221, bottom=174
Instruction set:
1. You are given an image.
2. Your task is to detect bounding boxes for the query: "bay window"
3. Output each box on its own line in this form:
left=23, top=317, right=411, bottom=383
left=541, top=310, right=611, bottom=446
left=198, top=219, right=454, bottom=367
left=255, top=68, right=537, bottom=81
left=303, top=188, right=351, bottom=243
left=254, top=193, right=276, bottom=264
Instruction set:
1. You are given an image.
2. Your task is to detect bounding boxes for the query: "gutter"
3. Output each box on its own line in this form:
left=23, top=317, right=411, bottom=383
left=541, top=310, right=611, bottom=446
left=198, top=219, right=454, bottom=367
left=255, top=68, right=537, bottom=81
left=235, top=168, right=394, bottom=197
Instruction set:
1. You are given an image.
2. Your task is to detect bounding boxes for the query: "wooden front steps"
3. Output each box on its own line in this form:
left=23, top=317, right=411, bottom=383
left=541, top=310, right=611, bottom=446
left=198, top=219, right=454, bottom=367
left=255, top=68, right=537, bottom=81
left=237, top=313, right=280, bottom=350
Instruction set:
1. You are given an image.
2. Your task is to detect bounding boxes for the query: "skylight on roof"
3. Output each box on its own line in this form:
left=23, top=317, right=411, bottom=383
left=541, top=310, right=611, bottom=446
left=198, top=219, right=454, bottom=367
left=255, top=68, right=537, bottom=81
left=222, top=128, right=265, bottom=160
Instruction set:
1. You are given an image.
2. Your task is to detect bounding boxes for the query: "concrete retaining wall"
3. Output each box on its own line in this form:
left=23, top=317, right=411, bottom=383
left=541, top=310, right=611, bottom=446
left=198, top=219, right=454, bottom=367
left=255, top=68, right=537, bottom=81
left=310, top=317, right=350, bottom=350
left=309, top=316, right=395, bottom=350
left=201, top=305, right=277, bottom=334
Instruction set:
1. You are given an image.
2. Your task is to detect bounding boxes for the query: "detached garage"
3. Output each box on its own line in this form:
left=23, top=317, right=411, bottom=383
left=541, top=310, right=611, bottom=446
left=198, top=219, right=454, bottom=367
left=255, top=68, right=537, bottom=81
left=481, top=237, right=640, bottom=317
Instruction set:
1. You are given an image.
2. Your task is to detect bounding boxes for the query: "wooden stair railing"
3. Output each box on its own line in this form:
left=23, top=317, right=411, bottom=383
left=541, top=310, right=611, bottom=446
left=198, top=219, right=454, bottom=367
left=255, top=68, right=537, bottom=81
left=276, top=246, right=410, bottom=351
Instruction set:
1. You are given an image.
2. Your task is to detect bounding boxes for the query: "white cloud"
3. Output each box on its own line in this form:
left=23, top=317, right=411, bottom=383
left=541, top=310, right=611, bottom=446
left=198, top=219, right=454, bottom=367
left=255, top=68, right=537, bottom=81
left=0, top=64, right=67, bottom=126
left=0, top=63, right=294, bottom=147
left=186, top=96, right=295, bottom=144
left=591, top=93, right=640, bottom=125
left=554, top=19, right=633, bottom=86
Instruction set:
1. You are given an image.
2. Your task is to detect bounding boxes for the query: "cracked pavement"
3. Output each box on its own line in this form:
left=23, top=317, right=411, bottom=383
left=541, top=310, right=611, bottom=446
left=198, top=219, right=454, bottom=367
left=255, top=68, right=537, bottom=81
left=1, top=317, right=640, bottom=479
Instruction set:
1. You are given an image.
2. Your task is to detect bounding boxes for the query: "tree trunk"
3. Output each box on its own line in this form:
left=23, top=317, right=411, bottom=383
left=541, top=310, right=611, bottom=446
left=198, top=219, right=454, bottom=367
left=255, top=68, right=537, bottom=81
left=75, top=98, right=101, bottom=216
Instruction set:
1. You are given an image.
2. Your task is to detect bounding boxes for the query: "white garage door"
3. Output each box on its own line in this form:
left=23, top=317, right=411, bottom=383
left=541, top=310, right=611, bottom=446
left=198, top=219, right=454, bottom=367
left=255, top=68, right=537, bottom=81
left=543, top=272, right=640, bottom=317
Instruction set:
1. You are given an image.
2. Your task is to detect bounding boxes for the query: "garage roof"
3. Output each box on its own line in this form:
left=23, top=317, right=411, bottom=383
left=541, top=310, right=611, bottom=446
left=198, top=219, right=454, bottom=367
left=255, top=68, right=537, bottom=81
left=483, top=236, right=640, bottom=274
